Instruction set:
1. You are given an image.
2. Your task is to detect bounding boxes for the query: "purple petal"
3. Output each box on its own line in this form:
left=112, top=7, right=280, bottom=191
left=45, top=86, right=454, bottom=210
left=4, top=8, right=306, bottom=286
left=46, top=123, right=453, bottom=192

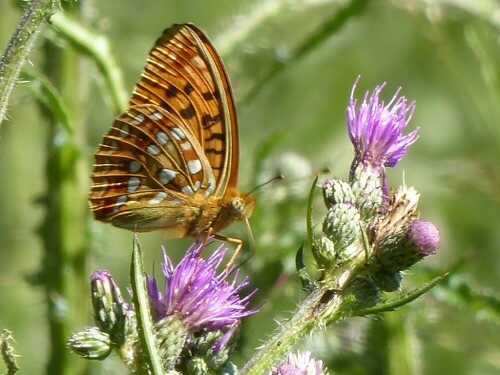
left=347, top=77, right=420, bottom=169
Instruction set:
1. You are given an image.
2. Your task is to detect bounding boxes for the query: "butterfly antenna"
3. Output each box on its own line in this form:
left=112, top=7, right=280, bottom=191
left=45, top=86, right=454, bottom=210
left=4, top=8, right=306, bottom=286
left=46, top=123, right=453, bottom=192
left=248, top=174, right=285, bottom=196
left=274, top=167, right=331, bottom=188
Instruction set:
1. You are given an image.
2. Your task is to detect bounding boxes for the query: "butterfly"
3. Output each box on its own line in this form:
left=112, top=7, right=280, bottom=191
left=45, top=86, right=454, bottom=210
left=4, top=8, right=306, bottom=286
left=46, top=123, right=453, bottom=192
left=89, top=23, right=256, bottom=251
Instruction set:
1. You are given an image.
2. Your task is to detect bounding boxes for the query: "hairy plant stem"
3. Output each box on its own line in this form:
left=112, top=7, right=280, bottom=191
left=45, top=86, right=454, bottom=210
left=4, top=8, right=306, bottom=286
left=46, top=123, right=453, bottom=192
left=241, top=279, right=352, bottom=374
left=37, top=4, right=90, bottom=373
left=0, top=0, right=57, bottom=127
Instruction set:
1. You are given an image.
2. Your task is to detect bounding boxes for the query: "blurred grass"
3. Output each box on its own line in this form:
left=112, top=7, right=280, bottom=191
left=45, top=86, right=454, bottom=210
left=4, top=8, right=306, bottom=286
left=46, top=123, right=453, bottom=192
left=1, top=0, right=499, bottom=374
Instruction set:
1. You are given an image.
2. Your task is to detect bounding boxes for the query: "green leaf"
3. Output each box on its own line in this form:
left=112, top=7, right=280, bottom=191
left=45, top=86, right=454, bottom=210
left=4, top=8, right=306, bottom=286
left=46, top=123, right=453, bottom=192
left=22, top=70, right=73, bottom=133
left=352, top=272, right=450, bottom=317
left=306, top=175, right=319, bottom=248
left=130, top=235, right=165, bottom=375
left=295, top=244, right=312, bottom=292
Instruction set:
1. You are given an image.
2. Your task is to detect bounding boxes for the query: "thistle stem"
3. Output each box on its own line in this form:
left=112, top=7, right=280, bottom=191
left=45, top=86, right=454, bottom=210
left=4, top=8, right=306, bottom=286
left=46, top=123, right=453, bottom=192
left=241, top=283, right=348, bottom=375
left=0, top=0, right=57, bottom=127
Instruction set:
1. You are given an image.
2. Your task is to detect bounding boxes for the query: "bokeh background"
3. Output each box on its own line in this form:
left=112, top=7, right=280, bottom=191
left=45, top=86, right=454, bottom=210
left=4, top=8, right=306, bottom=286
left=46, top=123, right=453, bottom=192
left=0, top=0, right=499, bottom=374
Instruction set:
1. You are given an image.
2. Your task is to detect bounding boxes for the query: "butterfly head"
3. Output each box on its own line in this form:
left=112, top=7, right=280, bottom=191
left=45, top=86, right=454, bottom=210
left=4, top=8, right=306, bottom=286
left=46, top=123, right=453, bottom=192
left=229, top=193, right=256, bottom=221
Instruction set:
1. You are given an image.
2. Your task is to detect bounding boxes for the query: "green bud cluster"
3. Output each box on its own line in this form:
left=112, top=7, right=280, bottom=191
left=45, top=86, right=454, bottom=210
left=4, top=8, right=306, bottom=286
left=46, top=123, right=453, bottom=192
left=185, top=329, right=238, bottom=375
left=313, top=176, right=439, bottom=304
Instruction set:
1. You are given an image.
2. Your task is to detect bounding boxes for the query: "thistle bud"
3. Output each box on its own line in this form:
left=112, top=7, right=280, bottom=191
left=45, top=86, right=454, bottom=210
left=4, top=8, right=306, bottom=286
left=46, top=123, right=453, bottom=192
left=312, top=236, right=336, bottom=267
left=90, top=270, right=131, bottom=347
left=322, top=179, right=355, bottom=207
left=155, top=315, right=188, bottom=370
left=322, top=203, right=361, bottom=251
left=350, top=164, right=385, bottom=220
left=373, top=218, right=440, bottom=273
left=373, top=271, right=403, bottom=292
left=345, top=276, right=381, bottom=310
left=186, top=357, right=208, bottom=375
left=409, top=220, right=441, bottom=257
left=68, top=327, right=112, bottom=360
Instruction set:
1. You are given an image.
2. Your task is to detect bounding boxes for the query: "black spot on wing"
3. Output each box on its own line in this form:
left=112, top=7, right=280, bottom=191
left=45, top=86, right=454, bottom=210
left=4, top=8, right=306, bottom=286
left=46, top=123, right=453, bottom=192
left=183, top=83, right=194, bottom=95
left=204, top=147, right=225, bottom=155
left=166, top=86, right=179, bottom=98
left=205, top=132, right=225, bottom=142
left=202, top=91, right=215, bottom=101
left=161, top=102, right=173, bottom=112
left=180, top=104, right=196, bottom=120
left=201, top=114, right=221, bottom=128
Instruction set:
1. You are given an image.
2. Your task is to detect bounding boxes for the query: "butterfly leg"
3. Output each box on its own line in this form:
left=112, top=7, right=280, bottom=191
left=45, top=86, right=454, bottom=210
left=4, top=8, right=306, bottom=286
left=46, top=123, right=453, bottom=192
left=211, top=233, right=243, bottom=272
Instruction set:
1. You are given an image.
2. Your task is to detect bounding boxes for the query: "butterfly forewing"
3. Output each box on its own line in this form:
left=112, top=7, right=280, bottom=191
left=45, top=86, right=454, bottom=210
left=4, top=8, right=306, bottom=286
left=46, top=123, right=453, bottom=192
left=130, top=24, right=239, bottom=195
left=90, top=105, right=215, bottom=231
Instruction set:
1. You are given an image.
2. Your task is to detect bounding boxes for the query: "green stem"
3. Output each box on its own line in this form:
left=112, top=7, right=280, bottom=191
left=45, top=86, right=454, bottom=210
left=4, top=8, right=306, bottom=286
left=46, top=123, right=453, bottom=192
left=49, top=12, right=128, bottom=114
left=37, top=4, right=90, bottom=374
left=241, top=284, right=348, bottom=375
left=385, top=312, right=420, bottom=375
left=0, top=0, right=57, bottom=127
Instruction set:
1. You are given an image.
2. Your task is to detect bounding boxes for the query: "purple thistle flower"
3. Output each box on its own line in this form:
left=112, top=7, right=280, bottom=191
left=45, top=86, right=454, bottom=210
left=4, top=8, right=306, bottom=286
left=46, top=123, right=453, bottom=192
left=347, top=77, right=420, bottom=173
left=146, top=242, right=258, bottom=333
left=409, top=220, right=441, bottom=257
left=272, top=351, right=329, bottom=375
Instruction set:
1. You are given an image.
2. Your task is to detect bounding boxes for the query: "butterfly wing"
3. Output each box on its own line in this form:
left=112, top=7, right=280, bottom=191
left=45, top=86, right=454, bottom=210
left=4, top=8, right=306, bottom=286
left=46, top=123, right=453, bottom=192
left=90, top=24, right=242, bottom=233
left=90, top=105, right=215, bottom=233
left=129, top=23, right=239, bottom=196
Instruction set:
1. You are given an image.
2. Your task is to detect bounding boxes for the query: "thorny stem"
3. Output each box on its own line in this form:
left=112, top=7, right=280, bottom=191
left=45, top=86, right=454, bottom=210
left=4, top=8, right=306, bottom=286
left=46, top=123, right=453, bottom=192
left=0, top=0, right=58, bottom=127
left=241, top=284, right=347, bottom=375
left=241, top=261, right=362, bottom=375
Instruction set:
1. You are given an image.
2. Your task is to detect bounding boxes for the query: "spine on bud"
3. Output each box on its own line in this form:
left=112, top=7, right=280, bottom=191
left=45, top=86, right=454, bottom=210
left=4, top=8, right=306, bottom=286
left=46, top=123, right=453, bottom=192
left=154, top=315, right=188, bottom=371
left=350, top=164, right=384, bottom=220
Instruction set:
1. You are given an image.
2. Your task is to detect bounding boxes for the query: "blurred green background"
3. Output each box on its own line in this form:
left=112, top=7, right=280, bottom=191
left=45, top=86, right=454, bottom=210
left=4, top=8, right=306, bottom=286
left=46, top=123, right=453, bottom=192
left=0, top=0, right=499, bottom=374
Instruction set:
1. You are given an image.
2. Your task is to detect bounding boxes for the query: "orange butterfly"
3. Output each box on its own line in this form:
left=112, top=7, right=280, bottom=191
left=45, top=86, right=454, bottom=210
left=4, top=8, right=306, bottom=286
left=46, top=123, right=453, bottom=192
left=89, top=24, right=256, bottom=251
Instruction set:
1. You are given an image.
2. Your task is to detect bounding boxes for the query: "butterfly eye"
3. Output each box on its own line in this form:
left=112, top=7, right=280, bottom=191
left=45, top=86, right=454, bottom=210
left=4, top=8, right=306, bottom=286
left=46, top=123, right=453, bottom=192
left=231, top=198, right=245, bottom=215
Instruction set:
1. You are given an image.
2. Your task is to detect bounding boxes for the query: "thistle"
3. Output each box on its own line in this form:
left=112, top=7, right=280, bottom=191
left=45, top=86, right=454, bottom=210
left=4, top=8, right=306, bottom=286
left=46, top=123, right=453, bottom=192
left=271, top=351, right=328, bottom=375
left=242, top=77, right=441, bottom=375
left=68, top=77, right=441, bottom=375
left=68, top=242, right=258, bottom=374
